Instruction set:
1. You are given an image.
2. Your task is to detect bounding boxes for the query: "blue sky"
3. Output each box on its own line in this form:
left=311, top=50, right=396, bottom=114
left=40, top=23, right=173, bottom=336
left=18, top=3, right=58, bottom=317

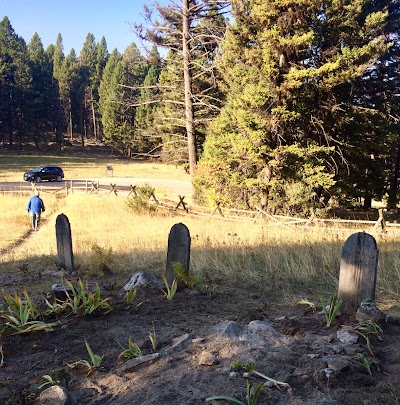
left=1, top=0, right=166, bottom=56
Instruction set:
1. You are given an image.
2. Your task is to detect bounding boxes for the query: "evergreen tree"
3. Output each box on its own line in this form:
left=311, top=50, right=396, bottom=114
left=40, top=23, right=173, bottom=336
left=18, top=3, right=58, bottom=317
left=98, top=49, right=127, bottom=153
left=195, top=0, right=397, bottom=212
left=27, top=33, right=53, bottom=146
left=0, top=17, right=31, bottom=147
left=80, top=33, right=98, bottom=139
left=52, top=33, right=66, bottom=144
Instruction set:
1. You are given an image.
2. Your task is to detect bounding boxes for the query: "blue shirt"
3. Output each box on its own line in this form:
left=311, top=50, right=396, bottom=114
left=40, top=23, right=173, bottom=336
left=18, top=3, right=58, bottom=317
left=27, top=196, right=45, bottom=214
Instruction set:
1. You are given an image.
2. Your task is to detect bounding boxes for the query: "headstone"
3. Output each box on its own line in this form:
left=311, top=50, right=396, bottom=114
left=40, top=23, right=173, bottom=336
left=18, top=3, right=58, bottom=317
left=166, top=223, right=191, bottom=287
left=338, top=232, right=378, bottom=313
left=56, top=214, right=74, bottom=273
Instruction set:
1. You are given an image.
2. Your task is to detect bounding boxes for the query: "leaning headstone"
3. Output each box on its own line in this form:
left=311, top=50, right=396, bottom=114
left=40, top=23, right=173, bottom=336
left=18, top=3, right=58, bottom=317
left=166, top=223, right=191, bottom=287
left=55, top=213, right=74, bottom=273
left=338, top=232, right=378, bottom=313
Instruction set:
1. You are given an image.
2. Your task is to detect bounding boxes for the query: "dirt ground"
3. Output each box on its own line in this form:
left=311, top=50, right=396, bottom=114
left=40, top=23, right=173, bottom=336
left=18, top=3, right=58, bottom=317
left=1, top=265, right=400, bottom=405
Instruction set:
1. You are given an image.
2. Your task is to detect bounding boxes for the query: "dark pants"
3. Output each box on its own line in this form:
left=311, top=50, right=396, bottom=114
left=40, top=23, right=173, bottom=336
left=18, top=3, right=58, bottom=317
left=30, top=212, right=41, bottom=230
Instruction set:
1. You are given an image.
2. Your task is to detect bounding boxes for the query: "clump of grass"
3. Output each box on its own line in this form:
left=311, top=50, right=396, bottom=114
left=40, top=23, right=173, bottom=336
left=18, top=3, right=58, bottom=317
left=126, top=184, right=158, bottom=214
left=68, top=339, right=103, bottom=374
left=320, top=295, right=343, bottom=327
left=172, top=261, right=202, bottom=288
left=118, top=338, right=143, bottom=359
left=0, top=289, right=59, bottom=335
left=161, top=273, right=178, bottom=301
left=87, top=244, right=115, bottom=276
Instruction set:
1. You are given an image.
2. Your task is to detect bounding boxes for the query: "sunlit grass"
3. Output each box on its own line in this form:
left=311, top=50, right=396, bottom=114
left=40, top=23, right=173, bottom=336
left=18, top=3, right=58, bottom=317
left=0, top=153, right=190, bottom=182
left=1, top=191, right=400, bottom=313
left=1, top=192, right=61, bottom=249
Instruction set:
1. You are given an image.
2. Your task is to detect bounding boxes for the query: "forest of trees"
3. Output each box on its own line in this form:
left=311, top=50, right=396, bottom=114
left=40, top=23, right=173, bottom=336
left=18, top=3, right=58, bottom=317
left=1, top=0, right=400, bottom=214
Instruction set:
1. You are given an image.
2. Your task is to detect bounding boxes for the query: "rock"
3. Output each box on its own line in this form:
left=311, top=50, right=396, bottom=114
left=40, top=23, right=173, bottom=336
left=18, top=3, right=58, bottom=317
left=247, top=320, right=276, bottom=333
left=115, top=353, right=160, bottom=373
left=162, top=333, right=191, bottom=355
left=327, top=357, right=350, bottom=372
left=198, top=351, right=217, bottom=366
left=123, top=272, right=164, bottom=291
left=35, top=385, right=73, bottom=405
left=50, top=284, right=73, bottom=301
left=212, top=321, right=246, bottom=341
left=356, top=301, right=386, bottom=323
left=337, top=328, right=359, bottom=345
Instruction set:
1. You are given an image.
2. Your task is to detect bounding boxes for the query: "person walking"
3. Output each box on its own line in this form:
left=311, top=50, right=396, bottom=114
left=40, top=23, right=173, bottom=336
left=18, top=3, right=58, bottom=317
left=27, top=190, right=45, bottom=231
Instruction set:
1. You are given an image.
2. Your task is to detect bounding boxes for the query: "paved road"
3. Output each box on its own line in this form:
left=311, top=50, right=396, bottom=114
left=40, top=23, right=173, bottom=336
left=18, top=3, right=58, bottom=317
left=0, top=177, right=193, bottom=198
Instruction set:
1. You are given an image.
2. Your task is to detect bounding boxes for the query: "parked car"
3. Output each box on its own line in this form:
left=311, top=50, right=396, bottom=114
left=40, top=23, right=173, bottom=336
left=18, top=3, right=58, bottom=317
left=23, top=166, right=64, bottom=183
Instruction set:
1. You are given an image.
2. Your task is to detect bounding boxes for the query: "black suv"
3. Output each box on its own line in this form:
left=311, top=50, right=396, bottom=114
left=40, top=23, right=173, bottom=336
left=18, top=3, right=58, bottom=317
left=23, top=166, right=64, bottom=183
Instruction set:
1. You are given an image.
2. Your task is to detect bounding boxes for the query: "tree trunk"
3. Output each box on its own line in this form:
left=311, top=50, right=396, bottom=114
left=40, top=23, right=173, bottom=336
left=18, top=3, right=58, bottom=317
left=91, top=88, right=97, bottom=140
left=388, top=139, right=400, bottom=210
left=182, top=0, right=196, bottom=182
left=363, top=193, right=372, bottom=210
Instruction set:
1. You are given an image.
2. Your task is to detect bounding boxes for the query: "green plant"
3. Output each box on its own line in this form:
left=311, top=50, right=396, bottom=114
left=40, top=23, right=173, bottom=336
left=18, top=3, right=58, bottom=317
left=118, top=338, right=143, bottom=359
left=203, top=284, right=218, bottom=298
left=149, top=329, right=157, bottom=352
left=172, top=262, right=202, bottom=288
left=320, top=295, right=343, bottom=327
left=229, top=360, right=243, bottom=370
left=298, top=298, right=316, bottom=310
left=125, top=288, right=137, bottom=305
left=126, top=185, right=157, bottom=214
left=38, top=375, right=57, bottom=389
left=346, top=320, right=383, bottom=356
left=208, top=362, right=288, bottom=403
left=68, top=339, right=103, bottom=374
left=355, top=353, right=372, bottom=375
left=63, top=279, right=113, bottom=316
left=88, top=244, right=115, bottom=276
left=43, top=297, right=69, bottom=317
left=161, top=273, right=177, bottom=301
left=245, top=364, right=290, bottom=390
left=206, top=381, right=264, bottom=405
left=1, top=289, right=59, bottom=334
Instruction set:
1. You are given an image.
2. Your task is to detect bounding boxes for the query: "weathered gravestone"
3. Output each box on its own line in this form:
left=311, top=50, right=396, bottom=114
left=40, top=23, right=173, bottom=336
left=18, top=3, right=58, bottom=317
left=56, top=213, right=74, bottom=273
left=166, top=223, right=191, bottom=287
left=338, top=232, right=378, bottom=313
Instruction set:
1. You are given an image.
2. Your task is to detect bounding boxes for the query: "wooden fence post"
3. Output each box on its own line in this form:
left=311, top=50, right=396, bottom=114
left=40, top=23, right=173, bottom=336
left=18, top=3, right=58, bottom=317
left=338, top=232, right=378, bottom=313
left=56, top=213, right=74, bottom=273
left=166, top=223, right=191, bottom=287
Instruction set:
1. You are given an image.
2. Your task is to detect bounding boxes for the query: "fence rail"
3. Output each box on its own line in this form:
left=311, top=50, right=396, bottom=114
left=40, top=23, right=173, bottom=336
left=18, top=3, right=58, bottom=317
left=2, top=180, right=398, bottom=231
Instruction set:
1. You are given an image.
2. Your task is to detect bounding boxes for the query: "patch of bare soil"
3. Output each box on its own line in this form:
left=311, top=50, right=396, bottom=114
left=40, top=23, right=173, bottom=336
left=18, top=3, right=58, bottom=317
left=1, top=267, right=400, bottom=405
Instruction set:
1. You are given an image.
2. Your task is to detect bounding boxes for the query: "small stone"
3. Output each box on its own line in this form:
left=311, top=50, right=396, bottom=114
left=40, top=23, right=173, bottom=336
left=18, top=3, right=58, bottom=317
left=198, top=351, right=217, bottom=366
left=191, top=337, right=205, bottom=344
left=35, top=385, right=73, bottom=405
left=323, top=368, right=334, bottom=378
left=323, top=335, right=334, bottom=343
left=337, top=329, right=358, bottom=345
left=162, top=334, right=190, bottom=354
left=327, top=357, right=350, bottom=372
left=356, top=301, right=386, bottom=323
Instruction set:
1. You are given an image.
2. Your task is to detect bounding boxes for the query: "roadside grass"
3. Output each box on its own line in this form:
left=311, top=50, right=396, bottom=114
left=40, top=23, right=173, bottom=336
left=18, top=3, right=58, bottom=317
left=1, top=191, right=400, bottom=312
left=0, top=153, right=190, bottom=182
